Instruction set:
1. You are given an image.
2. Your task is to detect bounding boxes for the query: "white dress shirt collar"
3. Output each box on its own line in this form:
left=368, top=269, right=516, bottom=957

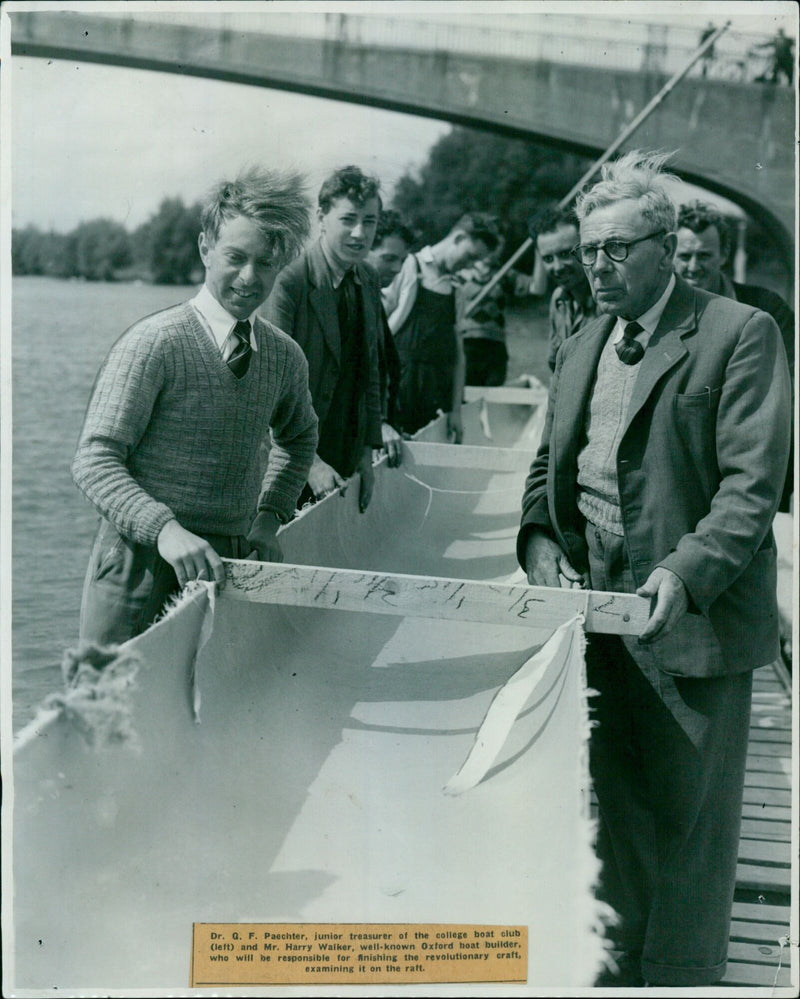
left=612, top=273, right=676, bottom=348
left=319, top=238, right=361, bottom=290
left=191, top=284, right=258, bottom=353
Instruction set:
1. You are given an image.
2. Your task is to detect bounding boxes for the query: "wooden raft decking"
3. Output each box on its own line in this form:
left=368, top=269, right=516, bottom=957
left=591, top=658, right=794, bottom=988
left=722, top=658, right=794, bottom=989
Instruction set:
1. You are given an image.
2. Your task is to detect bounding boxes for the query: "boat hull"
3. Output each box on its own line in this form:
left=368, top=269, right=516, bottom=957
left=11, top=394, right=607, bottom=990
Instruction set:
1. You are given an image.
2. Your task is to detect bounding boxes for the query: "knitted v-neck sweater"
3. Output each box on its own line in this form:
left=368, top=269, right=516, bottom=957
left=576, top=333, right=641, bottom=536
left=73, top=302, right=318, bottom=545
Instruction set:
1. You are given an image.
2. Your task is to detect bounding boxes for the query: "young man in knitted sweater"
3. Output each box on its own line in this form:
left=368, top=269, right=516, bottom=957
left=73, top=168, right=319, bottom=645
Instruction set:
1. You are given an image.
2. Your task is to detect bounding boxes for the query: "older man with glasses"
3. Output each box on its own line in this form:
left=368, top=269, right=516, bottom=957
left=517, top=151, right=791, bottom=988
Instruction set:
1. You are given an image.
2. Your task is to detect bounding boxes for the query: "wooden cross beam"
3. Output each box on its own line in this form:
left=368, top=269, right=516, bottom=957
left=403, top=441, right=536, bottom=471
left=223, top=560, right=650, bottom=636
left=463, top=384, right=548, bottom=406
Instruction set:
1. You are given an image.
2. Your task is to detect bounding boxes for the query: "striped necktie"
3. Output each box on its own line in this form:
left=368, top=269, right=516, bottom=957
left=615, top=321, right=645, bottom=365
left=223, top=320, right=252, bottom=378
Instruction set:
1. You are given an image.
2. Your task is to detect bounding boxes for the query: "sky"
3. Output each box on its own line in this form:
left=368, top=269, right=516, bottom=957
left=10, top=57, right=451, bottom=233
left=6, top=0, right=795, bottom=233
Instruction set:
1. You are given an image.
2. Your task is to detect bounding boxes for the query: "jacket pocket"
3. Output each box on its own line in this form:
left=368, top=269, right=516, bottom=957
left=673, top=386, right=722, bottom=410
left=93, top=529, right=126, bottom=582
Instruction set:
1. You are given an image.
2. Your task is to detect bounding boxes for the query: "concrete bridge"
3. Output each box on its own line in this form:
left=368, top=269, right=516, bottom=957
left=11, top=9, right=795, bottom=280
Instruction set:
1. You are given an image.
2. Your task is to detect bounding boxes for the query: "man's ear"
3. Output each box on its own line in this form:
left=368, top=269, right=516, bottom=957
left=316, top=205, right=326, bottom=231
left=198, top=231, right=210, bottom=266
left=661, top=231, right=678, bottom=269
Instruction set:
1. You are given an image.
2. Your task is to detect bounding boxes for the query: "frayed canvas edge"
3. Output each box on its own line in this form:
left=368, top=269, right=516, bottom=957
left=573, top=626, right=619, bottom=985
left=13, top=582, right=212, bottom=754
left=151, top=578, right=210, bottom=626
left=14, top=642, right=142, bottom=755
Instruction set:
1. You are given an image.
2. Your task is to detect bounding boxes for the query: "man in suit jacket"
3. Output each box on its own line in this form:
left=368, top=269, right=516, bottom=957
left=517, top=152, right=791, bottom=987
left=264, top=165, right=385, bottom=512
left=674, top=199, right=794, bottom=512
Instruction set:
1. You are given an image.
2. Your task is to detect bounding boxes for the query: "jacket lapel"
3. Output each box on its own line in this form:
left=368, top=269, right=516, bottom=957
left=555, top=315, right=614, bottom=459
left=307, top=241, right=341, bottom=366
left=622, top=277, right=697, bottom=436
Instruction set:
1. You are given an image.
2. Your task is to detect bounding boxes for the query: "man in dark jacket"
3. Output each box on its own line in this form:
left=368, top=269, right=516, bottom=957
left=674, top=200, right=794, bottom=512
left=264, top=166, right=385, bottom=511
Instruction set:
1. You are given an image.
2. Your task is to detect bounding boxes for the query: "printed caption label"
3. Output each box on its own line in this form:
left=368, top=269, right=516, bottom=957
left=191, top=922, right=527, bottom=986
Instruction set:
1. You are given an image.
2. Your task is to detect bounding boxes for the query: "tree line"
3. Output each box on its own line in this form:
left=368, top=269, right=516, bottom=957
left=13, top=132, right=594, bottom=285
left=392, top=128, right=593, bottom=269
left=12, top=197, right=203, bottom=284
left=13, top=128, right=776, bottom=285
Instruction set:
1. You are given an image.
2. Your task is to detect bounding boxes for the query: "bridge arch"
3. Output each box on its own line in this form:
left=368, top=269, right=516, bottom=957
left=10, top=10, right=795, bottom=285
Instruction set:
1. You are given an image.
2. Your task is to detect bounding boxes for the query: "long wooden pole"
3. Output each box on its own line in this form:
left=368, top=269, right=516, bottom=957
left=464, top=20, right=732, bottom=318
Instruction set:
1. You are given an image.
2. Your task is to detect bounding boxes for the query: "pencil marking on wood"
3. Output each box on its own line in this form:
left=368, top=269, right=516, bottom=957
left=517, top=597, right=546, bottom=618
left=592, top=596, right=618, bottom=615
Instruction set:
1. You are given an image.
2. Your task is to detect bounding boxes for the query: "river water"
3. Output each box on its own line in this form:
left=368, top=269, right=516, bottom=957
left=10, top=276, right=197, bottom=730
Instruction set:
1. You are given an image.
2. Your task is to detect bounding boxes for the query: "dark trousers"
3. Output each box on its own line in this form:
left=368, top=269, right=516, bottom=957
left=79, top=519, right=249, bottom=646
left=463, top=338, right=508, bottom=387
left=585, top=523, right=752, bottom=986
left=396, top=359, right=454, bottom=435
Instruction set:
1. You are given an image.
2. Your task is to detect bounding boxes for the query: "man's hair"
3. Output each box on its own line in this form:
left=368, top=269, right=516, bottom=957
left=449, top=212, right=502, bottom=252
left=528, top=204, right=579, bottom=241
left=318, top=165, right=382, bottom=214
left=677, top=200, right=732, bottom=257
left=374, top=209, right=415, bottom=249
left=201, top=166, right=311, bottom=266
left=575, top=150, right=678, bottom=233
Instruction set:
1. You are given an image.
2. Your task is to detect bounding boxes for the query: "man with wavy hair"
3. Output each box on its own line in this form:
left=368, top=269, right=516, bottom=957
left=674, top=199, right=794, bottom=512
left=517, top=151, right=790, bottom=987
left=265, top=165, right=385, bottom=510
left=74, top=167, right=318, bottom=644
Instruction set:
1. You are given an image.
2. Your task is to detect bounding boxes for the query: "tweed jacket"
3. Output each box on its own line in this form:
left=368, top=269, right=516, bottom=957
left=728, top=277, right=795, bottom=380
left=518, top=276, right=791, bottom=676
left=263, top=239, right=384, bottom=453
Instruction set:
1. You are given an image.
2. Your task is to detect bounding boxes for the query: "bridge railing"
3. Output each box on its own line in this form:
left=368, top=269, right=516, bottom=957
left=133, top=9, right=786, bottom=84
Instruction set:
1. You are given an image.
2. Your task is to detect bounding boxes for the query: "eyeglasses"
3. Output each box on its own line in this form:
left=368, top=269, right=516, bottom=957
left=572, top=230, right=666, bottom=266
left=539, top=249, right=574, bottom=265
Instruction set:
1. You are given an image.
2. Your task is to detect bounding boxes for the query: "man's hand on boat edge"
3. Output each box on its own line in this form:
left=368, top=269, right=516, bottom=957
left=308, top=454, right=348, bottom=500
left=157, top=519, right=227, bottom=588
left=304, top=450, right=376, bottom=514
left=523, top=529, right=690, bottom=640
left=381, top=421, right=403, bottom=467
left=523, top=529, right=585, bottom=590
left=446, top=409, right=463, bottom=444
left=635, top=566, right=689, bottom=644
left=246, top=510, right=285, bottom=564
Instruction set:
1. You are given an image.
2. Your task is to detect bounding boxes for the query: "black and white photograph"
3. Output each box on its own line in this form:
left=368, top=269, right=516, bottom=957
left=0, top=1, right=796, bottom=994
